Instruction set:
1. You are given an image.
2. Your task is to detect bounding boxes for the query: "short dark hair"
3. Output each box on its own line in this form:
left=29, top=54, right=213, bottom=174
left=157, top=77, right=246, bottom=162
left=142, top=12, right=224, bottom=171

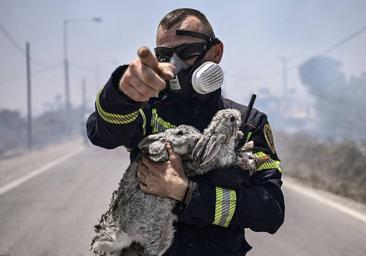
left=158, top=8, right=214, bottom=35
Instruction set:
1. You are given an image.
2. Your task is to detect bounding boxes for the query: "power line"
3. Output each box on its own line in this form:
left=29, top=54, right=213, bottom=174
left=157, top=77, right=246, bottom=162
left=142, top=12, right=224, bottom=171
left=322, top=25, right=366, bottom=54
left=0, top=61, right=114, bottom=87
left=70, top=61, right=118, bottom=72
left=70, top=62, right=96, bottom=72
left=0, top=19, right=54, bottom=68
left=235, top=24, right=366, bottom=82
left=0, top=19, right=25, bottom=55
left=0, top=63, right=63, bottom=87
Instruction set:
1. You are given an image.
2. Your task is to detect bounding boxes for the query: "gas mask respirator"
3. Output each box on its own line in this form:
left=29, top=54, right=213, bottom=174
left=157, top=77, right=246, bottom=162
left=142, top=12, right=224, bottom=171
left=169, top=55, right=224, bottom=97
left=155, top=30, right=224, bottom=100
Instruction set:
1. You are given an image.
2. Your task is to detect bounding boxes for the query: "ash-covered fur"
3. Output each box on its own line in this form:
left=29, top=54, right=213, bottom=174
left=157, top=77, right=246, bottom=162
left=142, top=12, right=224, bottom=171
left=91, top=125, right=201, bottom=256
left=190, top=108, right=243, bottom=175
left=236, top=141, right=257, bottom=176
left=91, top=109, right=245, bottom=256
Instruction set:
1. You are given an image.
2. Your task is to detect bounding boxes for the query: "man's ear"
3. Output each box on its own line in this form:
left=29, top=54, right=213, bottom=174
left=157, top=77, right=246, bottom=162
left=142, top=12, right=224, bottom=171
left=213, top=42, right=224, bottom=63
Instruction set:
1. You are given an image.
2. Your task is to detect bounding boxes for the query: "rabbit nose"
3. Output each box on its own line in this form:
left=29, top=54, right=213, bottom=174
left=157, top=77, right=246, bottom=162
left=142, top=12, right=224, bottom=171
left=230, top=115, right=236, bottom=122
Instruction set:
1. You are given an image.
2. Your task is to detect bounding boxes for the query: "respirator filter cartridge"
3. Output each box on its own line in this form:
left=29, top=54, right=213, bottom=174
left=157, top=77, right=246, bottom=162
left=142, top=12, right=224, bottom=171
left=191, top=62, right=224, bottom=94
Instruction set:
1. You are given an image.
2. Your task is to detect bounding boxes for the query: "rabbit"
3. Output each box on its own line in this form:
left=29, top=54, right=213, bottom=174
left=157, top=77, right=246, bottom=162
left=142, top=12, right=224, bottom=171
left=91, top=108, right=246, bottom=256
left=189, top=108, right=243, bottom=175
left=91, top=125, right=202, bottom=256
left=236, top=141, right=257, bottom=175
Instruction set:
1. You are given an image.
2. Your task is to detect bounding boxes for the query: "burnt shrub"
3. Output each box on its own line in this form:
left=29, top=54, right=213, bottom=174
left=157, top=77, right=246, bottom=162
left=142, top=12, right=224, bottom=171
left=276, top=132, right=366, bottom=204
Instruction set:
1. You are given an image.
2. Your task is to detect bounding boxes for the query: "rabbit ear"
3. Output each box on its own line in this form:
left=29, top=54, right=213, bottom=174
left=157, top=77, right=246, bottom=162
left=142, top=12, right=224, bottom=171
left=242, top=141, right=254, bottom=151
left=200, top=134, right=226, bottom=166
left=138, top=133, right=165, bottom=149
left=192, top=133, right=211, bottom=161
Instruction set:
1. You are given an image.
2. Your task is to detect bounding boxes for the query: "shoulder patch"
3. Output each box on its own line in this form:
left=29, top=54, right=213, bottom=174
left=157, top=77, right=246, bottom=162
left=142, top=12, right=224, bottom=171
left=263, top=123, right=276, bottom=154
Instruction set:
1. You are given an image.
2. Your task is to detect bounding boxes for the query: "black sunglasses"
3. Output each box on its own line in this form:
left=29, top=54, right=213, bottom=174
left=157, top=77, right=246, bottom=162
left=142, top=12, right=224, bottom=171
left=154, top=42, right=207, bottom=62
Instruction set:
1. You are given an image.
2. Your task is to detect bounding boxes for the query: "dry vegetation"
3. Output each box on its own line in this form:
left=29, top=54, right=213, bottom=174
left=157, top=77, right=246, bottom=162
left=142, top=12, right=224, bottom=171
left=276, top=132, right=366, bottom=204
left=0, top=108, right=85, bottom=157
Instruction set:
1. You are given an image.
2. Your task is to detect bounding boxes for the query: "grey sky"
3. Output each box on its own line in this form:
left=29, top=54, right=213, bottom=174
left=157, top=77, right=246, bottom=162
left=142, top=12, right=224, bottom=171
left=0, top=0, right=365, bottom=116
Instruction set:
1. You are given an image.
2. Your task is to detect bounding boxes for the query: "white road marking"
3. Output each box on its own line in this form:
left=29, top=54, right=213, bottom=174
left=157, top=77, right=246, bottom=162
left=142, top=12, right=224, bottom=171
left=0, top=146, right=85, bottom=196
left=284, top=178, right=366, bottom=224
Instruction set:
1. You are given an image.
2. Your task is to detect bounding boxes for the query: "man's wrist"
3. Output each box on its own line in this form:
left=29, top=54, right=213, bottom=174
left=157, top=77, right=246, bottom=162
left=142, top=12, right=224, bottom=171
left=171, top=177, right=189, bottom=201
left=173, top=178, right=196, bottom=206
left=182, top=180, right=195, bottom=205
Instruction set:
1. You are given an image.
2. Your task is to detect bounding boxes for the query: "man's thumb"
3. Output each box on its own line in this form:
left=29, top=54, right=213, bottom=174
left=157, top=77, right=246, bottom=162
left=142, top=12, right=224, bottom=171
left=158, top=62, right=175, bottom=80
left=165, top=141, right=175, bottom=157
left=138, top=47, right=174, bottom=80
left=166, top=142, right=182, bottom=162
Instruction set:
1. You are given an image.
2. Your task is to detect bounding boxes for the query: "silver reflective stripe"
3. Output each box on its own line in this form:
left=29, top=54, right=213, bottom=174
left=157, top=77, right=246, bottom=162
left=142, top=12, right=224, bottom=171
left=218, top=189, right=231, bottom=226
left=213, top=187, right=236, bottom=228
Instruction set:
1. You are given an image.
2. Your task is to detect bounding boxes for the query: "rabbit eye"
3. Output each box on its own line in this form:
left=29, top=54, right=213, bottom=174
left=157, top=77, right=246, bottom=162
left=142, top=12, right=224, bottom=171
left=230, top=116, right=236, bottom=122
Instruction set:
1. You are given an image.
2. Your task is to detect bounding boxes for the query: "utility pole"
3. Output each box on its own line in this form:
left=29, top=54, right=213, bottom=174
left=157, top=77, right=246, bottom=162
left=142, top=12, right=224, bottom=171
left=95, top=60, right=118, bottom=93
left=96, top=63, right=100, bottom=93
left=280, top=57, right=288, bottom=103
left=63, top=20, right=71, bottom=135
left=280, top=57, right=288, bottom=112
left=26, top=42, right=32, bottom=150
left=63, top=17, right=102, bottom=135
left=81, top=78, right=88, bottom=144
left=81, top=78, right=86, bottom=117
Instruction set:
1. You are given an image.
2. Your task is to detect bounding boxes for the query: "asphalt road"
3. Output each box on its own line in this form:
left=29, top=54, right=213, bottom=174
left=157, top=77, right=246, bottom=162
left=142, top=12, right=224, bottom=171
left=0, top=146, right=365, bottom=256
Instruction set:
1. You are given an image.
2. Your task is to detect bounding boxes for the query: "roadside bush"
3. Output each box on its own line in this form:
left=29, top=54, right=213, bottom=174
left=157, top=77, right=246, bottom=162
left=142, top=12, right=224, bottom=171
left=276, top=132, right=366, bottom=204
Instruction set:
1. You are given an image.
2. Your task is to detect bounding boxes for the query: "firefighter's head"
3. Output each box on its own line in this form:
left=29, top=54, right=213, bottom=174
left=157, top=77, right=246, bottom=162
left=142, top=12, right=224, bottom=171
left=154, top=8, right=224, bottom=100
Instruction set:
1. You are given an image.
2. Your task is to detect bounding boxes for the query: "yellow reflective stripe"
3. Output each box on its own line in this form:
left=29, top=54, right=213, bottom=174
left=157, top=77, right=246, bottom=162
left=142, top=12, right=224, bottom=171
left=213, top=187, right=223, bottom=225
left=213, top=187, right=236, bottom=227
left=151, top=108, right=176, bottom=133
left=245, top=131, right=252, bottom=143
left=255, top=151, right=267, bottom=157
left=255, top=151, right=282, bottom=173
left=257, top=160, right=282, bottom=173
left=138, top=108, right=146, bottom=136
left=96, top=89, right=140, bottom=125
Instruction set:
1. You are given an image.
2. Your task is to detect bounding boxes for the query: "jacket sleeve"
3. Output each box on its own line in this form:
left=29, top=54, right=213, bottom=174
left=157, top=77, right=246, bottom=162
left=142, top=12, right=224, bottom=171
left=177, top=113, right=285, bottom=234
left=86, top=65, right=148, bottom=149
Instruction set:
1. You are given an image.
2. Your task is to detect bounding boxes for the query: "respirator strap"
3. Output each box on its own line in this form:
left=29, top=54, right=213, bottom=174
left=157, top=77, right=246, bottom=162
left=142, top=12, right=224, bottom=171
left=176, top=30, right=221, bottom=49
left=176, top=30, right=210, bottom=41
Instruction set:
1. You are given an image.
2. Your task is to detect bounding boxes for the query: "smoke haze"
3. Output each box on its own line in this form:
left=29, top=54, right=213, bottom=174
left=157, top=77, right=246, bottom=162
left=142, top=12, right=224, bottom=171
left=299, top=56, right=366, bottom=140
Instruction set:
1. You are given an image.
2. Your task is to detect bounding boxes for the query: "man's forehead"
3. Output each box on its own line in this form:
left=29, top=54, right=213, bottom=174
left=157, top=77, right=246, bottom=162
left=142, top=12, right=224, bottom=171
left=156, top=16, right=208, bottom=46
left=180, top=16, right=205, bottom=32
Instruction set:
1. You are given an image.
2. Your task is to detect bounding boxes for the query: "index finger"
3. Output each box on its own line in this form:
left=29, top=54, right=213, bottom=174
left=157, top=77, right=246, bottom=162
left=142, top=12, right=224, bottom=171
left=138, top=47, right=159, bottom=74
left=138, top=47, right=174, bottom=80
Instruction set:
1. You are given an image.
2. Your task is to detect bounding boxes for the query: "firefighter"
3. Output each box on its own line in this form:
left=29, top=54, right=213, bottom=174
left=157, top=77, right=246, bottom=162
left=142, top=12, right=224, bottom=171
left=87, top=8, right=285, bottom=256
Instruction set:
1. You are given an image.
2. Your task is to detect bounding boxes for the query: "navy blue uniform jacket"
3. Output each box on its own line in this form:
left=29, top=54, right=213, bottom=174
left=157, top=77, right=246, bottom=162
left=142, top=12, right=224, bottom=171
left=86, top=66, right=285, bottom=256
